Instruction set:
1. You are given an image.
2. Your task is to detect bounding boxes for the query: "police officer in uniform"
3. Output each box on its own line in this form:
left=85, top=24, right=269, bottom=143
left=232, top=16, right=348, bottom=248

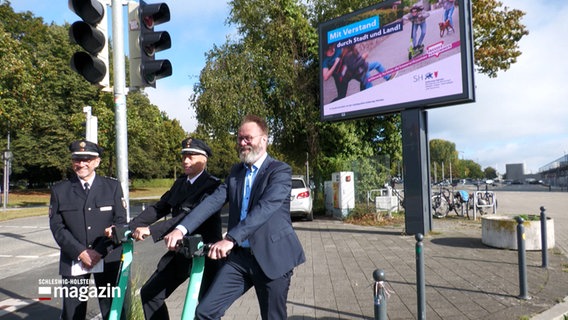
left=128, top=138, right=222, bottom=320
left=49, top=140, right=127, bottom=320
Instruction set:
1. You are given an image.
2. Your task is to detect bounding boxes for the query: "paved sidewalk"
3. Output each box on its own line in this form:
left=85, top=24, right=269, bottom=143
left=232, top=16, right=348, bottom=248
left=164, top=217, right=568, bottom=320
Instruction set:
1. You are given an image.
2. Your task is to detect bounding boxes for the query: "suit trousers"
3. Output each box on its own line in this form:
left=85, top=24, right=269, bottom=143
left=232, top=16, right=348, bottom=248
left=140, top=251, right=219, bottom=320
left=60, top=260, right=122, bottom=320
left=195, top=248, right=293, bottom=320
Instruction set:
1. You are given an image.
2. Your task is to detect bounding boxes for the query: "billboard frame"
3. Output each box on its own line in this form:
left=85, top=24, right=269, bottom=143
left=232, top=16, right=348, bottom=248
left=319, top=0, right=475, bottom=122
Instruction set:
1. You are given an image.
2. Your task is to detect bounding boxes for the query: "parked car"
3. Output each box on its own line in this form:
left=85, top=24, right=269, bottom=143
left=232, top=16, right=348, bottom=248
left=290, top=175, right=313, bottom=221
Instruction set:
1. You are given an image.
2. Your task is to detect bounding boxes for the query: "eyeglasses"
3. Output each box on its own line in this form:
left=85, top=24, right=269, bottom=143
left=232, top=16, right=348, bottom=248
left=72, top=158, right=96, bottom=164
left=236, top=135, right=261, bottom=143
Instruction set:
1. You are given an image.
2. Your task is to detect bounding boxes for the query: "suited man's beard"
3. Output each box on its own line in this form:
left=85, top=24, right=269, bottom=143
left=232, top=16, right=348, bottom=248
left=239, top=145, right=260, bottom=165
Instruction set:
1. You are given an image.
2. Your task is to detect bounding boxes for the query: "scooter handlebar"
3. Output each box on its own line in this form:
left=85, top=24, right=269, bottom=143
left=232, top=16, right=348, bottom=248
left=176, top=234, right=211, bottom=259
left=111, top=224, right=133, bottom=245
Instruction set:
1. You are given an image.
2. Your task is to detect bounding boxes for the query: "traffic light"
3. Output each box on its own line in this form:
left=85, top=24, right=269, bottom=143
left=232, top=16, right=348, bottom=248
left=129, top=0, right=172, bottom=88
left=68, top=0, right=110, bottom=89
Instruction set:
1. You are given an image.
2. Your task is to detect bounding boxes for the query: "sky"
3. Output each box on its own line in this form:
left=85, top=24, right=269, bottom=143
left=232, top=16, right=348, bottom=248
left=8, top=0, right=568, bottom=175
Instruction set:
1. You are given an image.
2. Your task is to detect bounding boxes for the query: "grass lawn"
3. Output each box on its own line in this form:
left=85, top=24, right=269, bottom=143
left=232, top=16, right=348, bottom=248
left=0, top=187, right=168, bottom=222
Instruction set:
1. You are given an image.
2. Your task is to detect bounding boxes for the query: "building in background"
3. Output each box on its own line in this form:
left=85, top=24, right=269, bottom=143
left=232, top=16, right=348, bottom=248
left=505, top=163, right=525, bottom=184
left=539, top=154, right=568, bottom=188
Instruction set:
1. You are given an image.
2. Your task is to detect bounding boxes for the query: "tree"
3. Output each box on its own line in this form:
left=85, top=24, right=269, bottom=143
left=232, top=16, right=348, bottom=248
left=462, top=159, right=483, bottom=179
left=484, top=166, right=498, bottom=179
left=429, top=139, right=458, bottom=181
left=472, top=0, right=528, bottom=78
left=191, top=0, right=528, bottom=190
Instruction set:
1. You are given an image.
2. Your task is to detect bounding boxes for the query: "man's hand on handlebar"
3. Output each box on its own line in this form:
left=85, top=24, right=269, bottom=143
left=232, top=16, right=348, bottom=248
left=207, top=239, right=234, bottom=260
left=164, top=229, right=184, bottom=251
left=132, top=227, right=150, bottom=241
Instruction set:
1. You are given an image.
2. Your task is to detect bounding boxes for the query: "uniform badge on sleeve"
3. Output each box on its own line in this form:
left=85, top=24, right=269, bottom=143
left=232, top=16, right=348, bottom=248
left=121, top=197, right=127, bottom=209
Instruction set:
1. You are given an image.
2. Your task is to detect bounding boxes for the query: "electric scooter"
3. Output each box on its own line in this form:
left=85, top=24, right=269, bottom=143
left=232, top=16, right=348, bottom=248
left=408, top=37, right=424, bottom=60
left=177, top=234, right=211, bottom=320
left=108, top=225, right=134, bottom=320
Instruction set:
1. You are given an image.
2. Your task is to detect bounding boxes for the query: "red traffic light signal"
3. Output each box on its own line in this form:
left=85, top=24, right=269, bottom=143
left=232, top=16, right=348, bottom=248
left=128, top=0, right=172, bottom=88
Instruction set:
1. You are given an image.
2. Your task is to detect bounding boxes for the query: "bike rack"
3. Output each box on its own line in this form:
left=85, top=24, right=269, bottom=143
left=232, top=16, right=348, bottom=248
left=368, top=186, right=403, bottom=215
left=472, top=191, right=497, bottom=220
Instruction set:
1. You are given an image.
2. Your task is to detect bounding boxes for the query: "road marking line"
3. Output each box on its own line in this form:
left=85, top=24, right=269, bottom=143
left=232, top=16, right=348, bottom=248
left=0, top=253, right=59, bottom=259
left=0, top=298, right=39, bottom=316
left=0, top=225, right=48, bottom=228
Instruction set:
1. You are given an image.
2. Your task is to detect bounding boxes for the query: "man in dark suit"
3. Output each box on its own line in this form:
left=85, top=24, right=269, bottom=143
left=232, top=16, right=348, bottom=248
left=128, top=138, right=222, bottom=320
left=49, top=140, right=127, bottom=320
left=164, top=115, right=306, bottom=320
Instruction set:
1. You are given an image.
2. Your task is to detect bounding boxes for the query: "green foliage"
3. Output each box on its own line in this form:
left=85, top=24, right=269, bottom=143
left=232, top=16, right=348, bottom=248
left=351, top=155, right=390, bottom=202
left=344, top=203, right=405, bottom=226
left=515, top=214, right=538, bottom=222
left=461, top=159, right=484, bottom=179
left=429, top=139, right=489, bottom=179
left=429, top=139, right=458, bottom=181
left=472, top=0, right=528, bottom=78
left=130, top=178, right=176, bottom=188
left=192, top=0, right=526, bottom=203
left=484, top=166, right=498, bottom=179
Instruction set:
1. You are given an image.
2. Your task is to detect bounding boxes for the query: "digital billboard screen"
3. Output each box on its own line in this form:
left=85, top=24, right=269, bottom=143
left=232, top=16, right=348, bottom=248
left=319, top=0, right=475, bottom=121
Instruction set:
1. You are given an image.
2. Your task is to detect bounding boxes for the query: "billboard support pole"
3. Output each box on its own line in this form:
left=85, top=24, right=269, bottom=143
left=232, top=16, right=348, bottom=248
left=401, top=108, right=431, bottom=235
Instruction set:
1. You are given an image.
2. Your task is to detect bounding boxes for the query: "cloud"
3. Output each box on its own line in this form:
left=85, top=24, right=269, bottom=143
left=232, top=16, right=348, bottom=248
left=428, top=0, right=568, bottom=174
left=145, top=85, right=198, bottom=133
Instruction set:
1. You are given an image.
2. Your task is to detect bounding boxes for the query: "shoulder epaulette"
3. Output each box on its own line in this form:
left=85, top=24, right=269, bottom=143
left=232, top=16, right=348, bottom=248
left=52, top=180, right=69, bottom=187
left=100, top=176, right=119, bottom=181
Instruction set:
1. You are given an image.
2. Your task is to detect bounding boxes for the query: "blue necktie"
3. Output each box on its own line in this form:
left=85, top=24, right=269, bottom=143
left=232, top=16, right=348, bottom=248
left=240, top=166, right=256, bottom=247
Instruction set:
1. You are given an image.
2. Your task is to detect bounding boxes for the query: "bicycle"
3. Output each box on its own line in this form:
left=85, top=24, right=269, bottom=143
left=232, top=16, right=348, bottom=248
left=386, top=179, right=405, bottom=210
left=431, top=181, right=469, bottom=218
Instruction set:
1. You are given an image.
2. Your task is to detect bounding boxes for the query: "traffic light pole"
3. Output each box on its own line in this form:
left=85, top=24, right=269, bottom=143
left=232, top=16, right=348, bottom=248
left=111, top=0, right=131, bottom=221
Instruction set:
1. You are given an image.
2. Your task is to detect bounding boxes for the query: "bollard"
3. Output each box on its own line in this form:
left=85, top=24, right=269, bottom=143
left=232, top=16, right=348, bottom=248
left=515, top=216, right=530, bottom=300
left=540, top=206, right=548, bottom=268
left=373, top=269, right=387, bottom=320
left=415, top=233, right=426, bottom=320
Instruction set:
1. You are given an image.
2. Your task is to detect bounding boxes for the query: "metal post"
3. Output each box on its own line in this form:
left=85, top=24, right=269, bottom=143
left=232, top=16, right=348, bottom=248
left=3, top=131, right=11, bottom=211
left=111, top=0, right=130, bottom=221
left=305, top=152, right=309, bottom=187
left=515, top=216, right=529, bottom=300
left=540, top=206, right=548, bottom=268
left=401, top=109, right=432, bottom=235
left=108, top=1, right=131, bottom=319
left=472, top=192, right=477, bottom=220
left=415, top=233, right=426, bottom=319
left=373, top=269, right=387, bottom=320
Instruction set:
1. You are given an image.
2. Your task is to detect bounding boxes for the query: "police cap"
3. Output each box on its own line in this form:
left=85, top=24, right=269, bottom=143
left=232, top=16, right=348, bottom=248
left=181, top=138, right=212, bottom=157
left=69, top=140, right=103, bottom=159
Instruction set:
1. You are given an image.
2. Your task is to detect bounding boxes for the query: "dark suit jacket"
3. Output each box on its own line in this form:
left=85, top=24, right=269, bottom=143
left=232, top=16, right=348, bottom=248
left=129, top=171, right=222, bottom=244
left=49, top=175, right=127, bottom=277
left=179, top=155, right=306, bottom=279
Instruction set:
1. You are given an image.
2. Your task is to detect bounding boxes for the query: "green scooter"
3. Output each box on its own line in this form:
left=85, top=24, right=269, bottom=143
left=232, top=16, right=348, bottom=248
left=108, top=225, right=134, bottom=320
left=177, top=234, right=210, bottom=320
